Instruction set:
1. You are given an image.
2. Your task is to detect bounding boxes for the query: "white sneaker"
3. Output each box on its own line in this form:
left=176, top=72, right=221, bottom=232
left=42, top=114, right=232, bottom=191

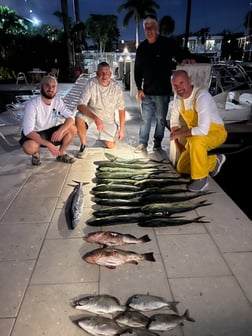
left=134, top=144, right=147, bottom=153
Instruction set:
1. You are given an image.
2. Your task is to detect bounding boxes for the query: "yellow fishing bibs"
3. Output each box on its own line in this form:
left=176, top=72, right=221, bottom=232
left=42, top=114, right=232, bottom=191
left=176, top=88, right=227, bottom=179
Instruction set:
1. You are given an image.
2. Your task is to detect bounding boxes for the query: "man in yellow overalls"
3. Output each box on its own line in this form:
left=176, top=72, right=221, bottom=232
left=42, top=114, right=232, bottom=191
left=169, top=70, right=227, bottom=192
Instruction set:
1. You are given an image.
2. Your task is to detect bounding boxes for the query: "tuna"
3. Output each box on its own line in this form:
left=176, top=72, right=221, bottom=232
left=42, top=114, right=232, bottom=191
left=65, top=181, right=87, bottom=229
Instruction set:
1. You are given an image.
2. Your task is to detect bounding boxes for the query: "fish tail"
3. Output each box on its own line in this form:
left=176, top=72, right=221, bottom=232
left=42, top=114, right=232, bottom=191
left=195, top=216, right=210, bottom=223
left=170, top=301, right=180, bottom=313
left=184, top=309, right=196, bottom=322
left=140, top=234, right=151, bottom=243
left=143, top=252, right=156, bottom=262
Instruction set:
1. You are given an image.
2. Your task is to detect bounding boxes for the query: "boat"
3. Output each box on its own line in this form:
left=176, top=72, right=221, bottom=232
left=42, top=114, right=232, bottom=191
left=176, top=62, right=252, bottom=124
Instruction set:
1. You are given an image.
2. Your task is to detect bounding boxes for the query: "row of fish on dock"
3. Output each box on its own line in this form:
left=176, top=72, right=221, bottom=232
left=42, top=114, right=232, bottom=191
left=65, top=153, right=212, bottom=229
left=70, top=293, right=195, bottom=335
left=88, top=153, right=212, bottom=227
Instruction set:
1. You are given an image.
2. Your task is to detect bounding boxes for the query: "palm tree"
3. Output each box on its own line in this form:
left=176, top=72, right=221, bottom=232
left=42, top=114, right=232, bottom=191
left=159, top=15, right=175, bottom=36
left=118, top=0, right=159, bottom=48
left=60, top=0, right=74, bottom=79
left=86, top=14, right=120, bottom=53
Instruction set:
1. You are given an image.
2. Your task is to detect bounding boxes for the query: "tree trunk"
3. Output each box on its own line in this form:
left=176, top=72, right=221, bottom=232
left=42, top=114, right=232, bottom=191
left=60, top=0, right=74, bottom=78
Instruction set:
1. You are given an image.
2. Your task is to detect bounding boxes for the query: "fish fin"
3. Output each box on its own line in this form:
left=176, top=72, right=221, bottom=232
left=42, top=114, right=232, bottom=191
left=105, top=265, right=117, bottom=269
left=143, top=252, right=156, bottom=262
left=170, top=301, right=180, bottom=313
left=195, top=216, right=210, bottom=223
left=140, top=234, right=151, bottom=243
left=184, top=309, right=196, bottom=322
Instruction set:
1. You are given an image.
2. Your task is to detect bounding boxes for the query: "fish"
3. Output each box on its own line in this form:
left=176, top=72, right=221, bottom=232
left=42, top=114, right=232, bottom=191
left=92, top=206, right=142, bottom=218
left=141, top=200, right=212, bottom=215
left=83, top=231, right=151, bottom=246
left=95, top=171, right=154, bottom=180
left=93, top=190, right=145, bottom=200
left=131, top=173, right=189, bottom=181
left=105, top=153, right=150, bottom=163
left=70, top=294, right=125, bottom=314
left=126, top=294, right=179, bottom=313
left=92, top=184, right=140, bottom=193
left=138, top=216, right=210, bottom=227
left=140, top=191, right=213, bottom=203
left=97, top=166, right=168, bottom=173
left=65, top=181, right=88, bottom=229
left=114, top=310, right=150, bottom=328
left=95, top=198, right=141, bottom=207
left=95, top=178, right=138, bottom=186
left=72, top=315, right=122, bottom=336
left=134, top=178, right=189, bottom=189
left=143, top=186, right=188, bottom=194
left=86, top=213, right=145, bottom=226
left=147, top=309, right=195, bottom=331
left=119, top=327, right=159, bottom=336
left=82, top=247, right=155, bottom=269
left=94, top=160, right=171, bottom=170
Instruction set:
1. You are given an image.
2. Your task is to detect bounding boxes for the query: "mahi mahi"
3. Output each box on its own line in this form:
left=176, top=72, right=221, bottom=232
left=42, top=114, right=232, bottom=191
left=87, top=213, right=144, bottom=226
left=138, top=216, right=210, bottom=227
left=141, top=200, right=212, bottom=215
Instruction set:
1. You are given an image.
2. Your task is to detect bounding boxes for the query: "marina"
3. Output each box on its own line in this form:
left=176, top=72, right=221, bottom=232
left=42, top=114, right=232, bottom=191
left=0, top=80, right=252, bottom=336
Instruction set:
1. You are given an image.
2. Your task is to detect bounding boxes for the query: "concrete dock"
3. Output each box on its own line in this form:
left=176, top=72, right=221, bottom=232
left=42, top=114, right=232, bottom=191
left=0, top=83, right=252, bottom=336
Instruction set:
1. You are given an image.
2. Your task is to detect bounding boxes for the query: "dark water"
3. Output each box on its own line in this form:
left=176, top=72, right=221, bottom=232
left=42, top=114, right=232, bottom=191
left=214, top=146, right=252, bottom=220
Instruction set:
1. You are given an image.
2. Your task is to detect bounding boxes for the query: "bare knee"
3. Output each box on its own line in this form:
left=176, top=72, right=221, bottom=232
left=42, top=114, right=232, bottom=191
left=105, top=140, right=116, bottom=149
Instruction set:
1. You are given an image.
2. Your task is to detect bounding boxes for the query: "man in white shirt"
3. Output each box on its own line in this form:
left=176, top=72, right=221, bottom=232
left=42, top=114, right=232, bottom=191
left=19, top=75, right=76, bottom=165
left=75, top=62, right=126, bottom=158
left=170, top=70, right=227, bottom=192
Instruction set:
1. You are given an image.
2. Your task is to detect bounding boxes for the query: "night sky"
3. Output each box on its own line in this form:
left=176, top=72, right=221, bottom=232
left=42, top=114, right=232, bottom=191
left=2, top=0, right=251, bottom=40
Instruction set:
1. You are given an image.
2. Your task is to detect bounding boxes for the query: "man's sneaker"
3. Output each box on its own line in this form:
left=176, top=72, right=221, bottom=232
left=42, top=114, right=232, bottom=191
left=153, top=141, right=162, bottom=151
left=210, top=154, right=226, bottom=177
left=31, top=154, right=41, bottom=166
left=134, top=144, right=147, bottom=153
left=77, top=144, right=87, bottom=158
left=187, top=177, right=209, bottom=192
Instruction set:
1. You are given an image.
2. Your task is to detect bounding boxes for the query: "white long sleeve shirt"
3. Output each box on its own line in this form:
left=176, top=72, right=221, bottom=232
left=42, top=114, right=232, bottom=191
left=170, top=87, right=224, bottom=135
left=22, top=95, right=74, bottom=136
